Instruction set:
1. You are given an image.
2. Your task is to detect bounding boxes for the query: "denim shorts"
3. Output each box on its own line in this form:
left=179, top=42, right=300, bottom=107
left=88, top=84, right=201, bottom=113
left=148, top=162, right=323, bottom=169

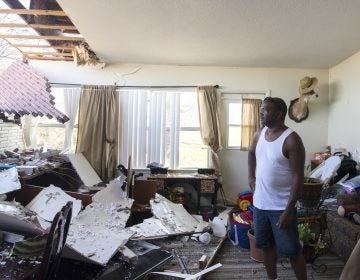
left=253, top=207, right=301, bottom=257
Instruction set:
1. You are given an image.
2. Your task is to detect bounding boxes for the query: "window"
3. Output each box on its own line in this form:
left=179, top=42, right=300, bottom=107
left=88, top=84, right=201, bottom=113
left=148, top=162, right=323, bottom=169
left=119, top=89, right=208, bottom=169
left=31, top=87, right=79, bottom=152
left=222, top=93, right=266, bottom=149
left=227, top=101, right=242, bottom=148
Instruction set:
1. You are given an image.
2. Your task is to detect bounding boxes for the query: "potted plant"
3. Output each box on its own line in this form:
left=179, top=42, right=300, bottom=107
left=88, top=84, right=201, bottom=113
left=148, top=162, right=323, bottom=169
left=298, top=222, right=325, bottom=262
left=247, top=227, right=264, bottom=262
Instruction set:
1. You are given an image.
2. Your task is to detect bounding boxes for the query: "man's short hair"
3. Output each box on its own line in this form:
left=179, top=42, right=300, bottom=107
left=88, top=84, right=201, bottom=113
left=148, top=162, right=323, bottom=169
left=263, top=97, right=287, bottom=120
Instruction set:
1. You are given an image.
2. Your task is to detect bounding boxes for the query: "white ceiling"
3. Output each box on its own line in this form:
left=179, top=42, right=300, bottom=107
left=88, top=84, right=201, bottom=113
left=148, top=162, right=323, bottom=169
left=58, top=0, right=360, bottom=69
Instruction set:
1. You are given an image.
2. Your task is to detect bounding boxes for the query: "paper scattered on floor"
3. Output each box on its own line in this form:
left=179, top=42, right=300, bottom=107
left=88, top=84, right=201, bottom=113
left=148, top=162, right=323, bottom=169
left=64, top=175, right=134, bottom=266
left=0, top=167, right=21, bottom=194
left=26, top=185, right=82, bottom=222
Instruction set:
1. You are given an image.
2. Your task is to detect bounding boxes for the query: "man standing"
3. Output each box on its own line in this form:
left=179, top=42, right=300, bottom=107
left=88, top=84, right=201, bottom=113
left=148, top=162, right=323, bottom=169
left=248, top=97, right=307, bottom=280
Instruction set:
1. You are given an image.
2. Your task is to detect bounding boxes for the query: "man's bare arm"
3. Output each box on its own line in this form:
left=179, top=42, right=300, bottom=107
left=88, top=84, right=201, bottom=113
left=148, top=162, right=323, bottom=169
left=248, top=129, right=262, bottom=192
left=277, top=132, right=305, bottom=228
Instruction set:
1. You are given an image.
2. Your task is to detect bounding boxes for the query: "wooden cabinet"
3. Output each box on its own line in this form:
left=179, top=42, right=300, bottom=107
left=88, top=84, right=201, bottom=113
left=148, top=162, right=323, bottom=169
left=148, top=173, right=218, bottom=214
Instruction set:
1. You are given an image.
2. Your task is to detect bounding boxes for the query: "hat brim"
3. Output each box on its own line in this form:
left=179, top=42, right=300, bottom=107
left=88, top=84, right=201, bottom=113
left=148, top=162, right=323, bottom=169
left=299, top=77, right=318, bottom=94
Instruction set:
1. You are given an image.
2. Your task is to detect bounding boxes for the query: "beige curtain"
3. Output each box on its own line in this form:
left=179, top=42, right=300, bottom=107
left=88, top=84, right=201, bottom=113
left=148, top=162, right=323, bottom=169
left=197, top=86, right=222, bottom=174
left=240, top=98, right=262, bottom=150
left=76, top=85, right=119, bottom=181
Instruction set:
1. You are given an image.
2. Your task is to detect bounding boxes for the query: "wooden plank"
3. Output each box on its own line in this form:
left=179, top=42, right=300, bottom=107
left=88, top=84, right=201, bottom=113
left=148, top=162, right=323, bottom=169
left=12, top=44, right=74, bottom=50
left=25, top=55, right=74, bottom=61
left=0, top=34, right=84, bottom=41
left=0, top=9, right=67, bottom=16
left=22, top=51, right=73, bottom=57
left=0, top=23, right=77, bottom=30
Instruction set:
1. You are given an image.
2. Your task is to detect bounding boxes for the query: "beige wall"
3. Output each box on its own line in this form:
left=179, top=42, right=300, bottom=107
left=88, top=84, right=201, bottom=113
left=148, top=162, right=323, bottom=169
left=31, top=61, right=329, bottom=201
left=329, top=51, right=360, bottom=157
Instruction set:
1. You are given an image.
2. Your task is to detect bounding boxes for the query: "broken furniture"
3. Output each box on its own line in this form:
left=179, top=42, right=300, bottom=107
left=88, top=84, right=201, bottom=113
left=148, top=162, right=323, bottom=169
left=0, top=201, right=73, bottom=280
left=127, top=179, right=157, bottom=226
left=19, top=159, right=84, bottom=193
left=0, top=149, right=102, bottom=194
left=327, top=211, right=360, bottom=262
left=147, top=172, right=219, bottom=214
left=35, top=201, right=73, bottom=280
left=0, top=149, right=85, bottom=193
left=7, top=184, right=92, bottom=208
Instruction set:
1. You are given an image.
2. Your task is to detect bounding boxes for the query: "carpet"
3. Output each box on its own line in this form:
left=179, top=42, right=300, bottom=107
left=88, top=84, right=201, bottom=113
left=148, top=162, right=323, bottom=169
left=203, top=239, right=344, bottom=280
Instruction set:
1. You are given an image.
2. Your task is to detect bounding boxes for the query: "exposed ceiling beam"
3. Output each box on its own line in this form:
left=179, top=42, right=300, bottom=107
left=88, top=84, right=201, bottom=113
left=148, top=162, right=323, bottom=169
left=0, top=34, right=84, bottom=41
left=22, top=51, right=73, bottom=57
left=0, top=23, right=77, bottom=30
left=25, top=55, right=73, bottom=61
left=12, top=44, right=75, bottom=50
left=0, top=9, right=67, bottom=16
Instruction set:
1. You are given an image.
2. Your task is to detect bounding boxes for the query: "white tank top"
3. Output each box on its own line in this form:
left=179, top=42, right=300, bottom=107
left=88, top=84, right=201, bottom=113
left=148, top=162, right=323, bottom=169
left=253, top=127, right=294, bottom=210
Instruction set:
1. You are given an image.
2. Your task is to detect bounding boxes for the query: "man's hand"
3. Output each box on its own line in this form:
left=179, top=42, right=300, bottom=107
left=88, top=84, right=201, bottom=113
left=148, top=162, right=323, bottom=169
left=277, top=209, right=293, bottom=229
left=249, top=177, right=256, bottom=192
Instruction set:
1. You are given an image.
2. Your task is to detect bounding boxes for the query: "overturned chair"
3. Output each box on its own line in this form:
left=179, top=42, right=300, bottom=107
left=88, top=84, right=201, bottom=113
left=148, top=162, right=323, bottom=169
left=0, top=201, right=73, bottom=280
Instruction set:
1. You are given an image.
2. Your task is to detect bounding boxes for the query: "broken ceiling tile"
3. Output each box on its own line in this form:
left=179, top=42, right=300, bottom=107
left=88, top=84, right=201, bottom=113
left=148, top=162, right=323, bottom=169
left=129, top=217, right=169, bottom=239
left=64, top=182, right=134, bottom=266
left=26, top=185, right=82, bottom=222
left=150, top=194, right=199, bottom=233
left=129, top=194, right=200, bottom=239
left=0, top=167, right=21, bottom=195
left=66, top=153, right=102, bottom=186
left=93, top=174, right=127, bottom=203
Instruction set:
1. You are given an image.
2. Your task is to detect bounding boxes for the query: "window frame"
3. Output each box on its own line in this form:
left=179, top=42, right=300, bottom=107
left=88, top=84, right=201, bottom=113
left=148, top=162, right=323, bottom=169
left=28, top=86, right=80, bottom=151
left=118, top=88, right=209, bottom=170
left=222, top=91, right=270, bottom=149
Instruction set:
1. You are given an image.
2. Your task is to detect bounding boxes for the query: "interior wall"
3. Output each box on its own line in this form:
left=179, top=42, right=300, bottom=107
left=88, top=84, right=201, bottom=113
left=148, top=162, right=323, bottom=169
left=0, top=123, right=24, bottom=151
left=31, top=61, right=329, bottom=202
left=329, top=51, right=360, bottom=159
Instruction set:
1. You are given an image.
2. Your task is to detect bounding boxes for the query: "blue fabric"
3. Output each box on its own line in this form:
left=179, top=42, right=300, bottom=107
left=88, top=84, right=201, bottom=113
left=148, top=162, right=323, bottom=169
left=253, top=207, right=301, bottom=257
left=0, top=163, right=17, bottom=170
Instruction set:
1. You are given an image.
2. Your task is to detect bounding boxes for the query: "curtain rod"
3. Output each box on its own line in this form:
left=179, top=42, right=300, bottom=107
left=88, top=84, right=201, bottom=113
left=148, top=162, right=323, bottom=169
left=50, top=83, right=219, bottom=89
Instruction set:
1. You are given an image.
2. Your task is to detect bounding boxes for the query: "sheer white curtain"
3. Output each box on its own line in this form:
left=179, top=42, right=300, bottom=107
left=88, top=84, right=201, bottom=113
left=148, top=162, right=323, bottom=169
left=148, top=91, right=167, bottom=164
left=61, top=87, right=81, bottom=153
left=119, top=90, right=180, bottom=168
left=120, top=90, right=148, bottom=168
left=22, top=115, right=39, bottom=148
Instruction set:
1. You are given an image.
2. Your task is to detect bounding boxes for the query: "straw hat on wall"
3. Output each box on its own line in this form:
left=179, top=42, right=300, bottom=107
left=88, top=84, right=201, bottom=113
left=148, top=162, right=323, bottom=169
left=288, top=76, right=318, bottom=122
left=299, top=76, right=318, bottom=94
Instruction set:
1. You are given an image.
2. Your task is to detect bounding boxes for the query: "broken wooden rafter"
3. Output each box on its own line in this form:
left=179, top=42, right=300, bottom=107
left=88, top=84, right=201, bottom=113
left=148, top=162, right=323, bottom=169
left=0, top=23, right=77, bottom=31
left=11, top=44, right=75, bottom=50
left=22, top=51, right=73, bottom=57
left=0, top=9, right=67, bottom=16
left=24, top=55, right=73, bottom=61
left=0, top=34, right=84, bottom=41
